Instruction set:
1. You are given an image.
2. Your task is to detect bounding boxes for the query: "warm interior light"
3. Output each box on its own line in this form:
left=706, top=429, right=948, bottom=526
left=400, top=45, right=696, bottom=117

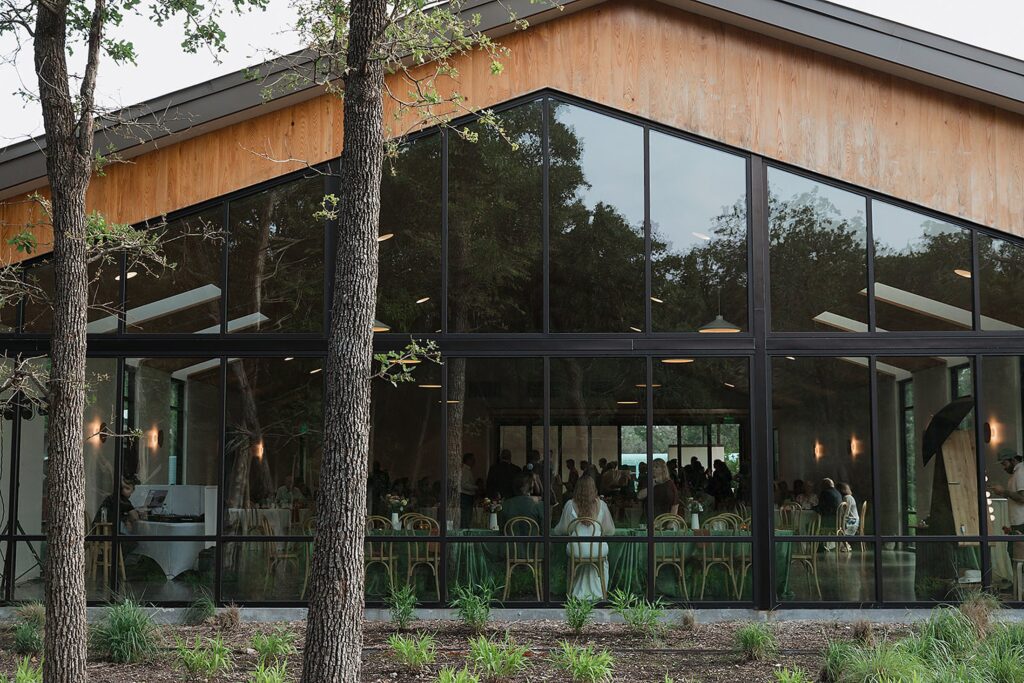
left=635, top=383, right=662, bottom=388
left=114, top=271, right=138, bottom=281
left=310, top=367, right=322, bottom=375
left=954, top=268, right=972, bottom=279
left=419, top=384, right=442, bottom=389
left=814, top=440, right=824, bottom=460
left=698, top=314, right=741, bottom=334
left=255, top=441, right=264, bottom=460
left=149, top=428, right=159, bottom=450
left=284, top=357, right=295, bottom=362
left=850, top=435, right=861, bottom=457
left=617, top=400, right=640, bottom=405
left=692, top=232, right=711, bottom=241
left=724, top=382, right=735, bottom=388
left=446, top=400, right=460, bottom=404
left=650, top=296, right=664, bottom=304
left=786, top=356, right=796, bottom=361
left=373, top=319, right=391, bottom=333
left=660, top=358, right=693, bottom=364
left=416, top=296, right=430, bottom=304
left=378, top=233, right=394, bottom=242
left=987, top=419, right=1001, bottom=445
left=394, top=358, right=422, bottom=365
left=629, top=326, right=642, bottom=333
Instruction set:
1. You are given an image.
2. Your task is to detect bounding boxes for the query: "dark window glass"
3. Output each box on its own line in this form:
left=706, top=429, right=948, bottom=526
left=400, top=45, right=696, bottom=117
left=224, top=358, right=321, bottom=534
left=876, top=357, right=976, bottom=537
left=768, top=169, right=867, bottom=331
left=551, top=358, right=647, bottom=532
left=549, top=101, right=645, bottom=332
left=222, top=540, right=310, bottom=601
left=446, top=358, right=543, bottom=531
left=121, top=358, right=221, bottom=538
left=378, top=135, right=442, bottom=333
left=446, top=542, right=543, bottom=602
left=872, top=201, right=972, bottom=331
left=882, top=541, right=979, bottom=601
left=126, top=208, right=224, bottom=333
left=17, top=540, right=111, bottom=601
left=650, top=132, right=748, bottom=332
left=24, top=259, right=120, bottom=333
left=978, top=233, right=1024, bottom=331
left=449, top=102, right=543, bottom=332
left=771, top=357, right=872, bottom=542
left=368, top=362, right=442, bottom=521
left=774, top=540, right=875, bottom=602
left=228, top=177, right=325, bottom=333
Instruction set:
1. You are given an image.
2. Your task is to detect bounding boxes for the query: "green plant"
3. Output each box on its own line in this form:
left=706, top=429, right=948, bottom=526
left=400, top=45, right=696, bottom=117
left=775, top=668, right=812, bottom=683
left=919, top=606, right=976, bottom=660
left=975, top=636, right=1024, bottom=683
left=842, top=641, right=926, bottom=683
left=386, top=582, right=418, bottom=631
left=450, top=582, right=496, bottom=633
left=820, top=641, right=855, bottom=683
left=175, top=634, right=234, bottom=676
left=12, top=621, right=43, bottom=656
left=466, top=633, right=530, bottom=680
left=564, top=595, right=596, bottom=635
left=91, top=598, right=158, bottom=663
left=250, top=628, right=297, bottom=664
left=184, top=593, right=217, bottom=625
left=608, top=589, right=666, bottom=639
left=387, top=632, right=437, bottom=669
left=248, top=659, right=289, bottom=683
left=548, top=640, right=614, bottom=682
left=958, top=590, right=1001, bottom=637
left=734, top=622, right=776, bottom=662
left=0, top=657, right=43, bottom=683
left=435, top=667, right=481, bottom=683
left=13, top=602, right=45, bottom=630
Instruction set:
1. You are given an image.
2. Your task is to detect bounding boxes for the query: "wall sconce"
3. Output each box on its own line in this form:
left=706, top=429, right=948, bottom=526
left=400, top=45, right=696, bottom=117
left=985, top=420, right=1000, bottom=445
left=149, top=428, right=163, bottom=450
left=98, top=422, right=109, bottom=444
left=158, top=429, right=164, bottom=448
left=814, top=440, right=824, bottom=460
left=255, top=441, right=264, bottom=461
left=850, top=435, right=862, bottom=458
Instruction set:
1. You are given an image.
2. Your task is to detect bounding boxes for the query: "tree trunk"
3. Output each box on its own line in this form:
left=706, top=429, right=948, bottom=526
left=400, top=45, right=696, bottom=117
left=301, top=0, right=387, bottom=678
left=34, top=0, right=98, bottom=680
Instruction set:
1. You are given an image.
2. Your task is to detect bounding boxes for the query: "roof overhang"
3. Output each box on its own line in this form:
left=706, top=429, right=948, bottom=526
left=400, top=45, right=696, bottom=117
left=3, top=0, right=1024, bottom=200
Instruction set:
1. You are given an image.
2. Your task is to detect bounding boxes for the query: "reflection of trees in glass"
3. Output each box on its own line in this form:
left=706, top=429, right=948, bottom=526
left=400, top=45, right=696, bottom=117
left=378, top=135, right=442, bottom=332
left=448, top=103, right=543, bottom=332
left=979, top=234, right=1024, bottom=329
left=651, top=197, right=747, bottom=331
left=549, top=101, right=645, bottom=332
left=768, top=180, right=867, bottom=331
left=229, top=176, right=325, bottom=333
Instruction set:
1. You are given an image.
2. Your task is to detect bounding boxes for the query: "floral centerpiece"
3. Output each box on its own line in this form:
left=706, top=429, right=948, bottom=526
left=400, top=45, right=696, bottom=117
left=685, top=498, right=704, bottom=530
left=386, top=494, right=408, bottom=530
left=479, top=497, right=502, bottom=530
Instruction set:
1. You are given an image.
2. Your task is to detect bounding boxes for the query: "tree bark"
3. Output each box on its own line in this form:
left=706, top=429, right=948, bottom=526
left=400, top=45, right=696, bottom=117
left=34, top=0, right=102, bottom=680
left=301, top=0, right=387, bottom=679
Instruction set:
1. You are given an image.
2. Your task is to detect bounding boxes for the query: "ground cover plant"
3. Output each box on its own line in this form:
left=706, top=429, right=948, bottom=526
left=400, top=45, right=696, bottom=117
left=387, top=632, right=437, bottom=669
left=735, top=622, right=777, bottom=662
left=90, top=598, right=159, bottom=664
left=608, top=589, right=667, bottom=640
left=175, top=634, right=233, bottom=676
left=549, top=640, right=615, bottom=682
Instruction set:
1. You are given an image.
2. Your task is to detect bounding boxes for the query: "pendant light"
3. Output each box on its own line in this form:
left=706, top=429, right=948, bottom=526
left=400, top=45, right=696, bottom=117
left=699, top=287, right=740, bottom=334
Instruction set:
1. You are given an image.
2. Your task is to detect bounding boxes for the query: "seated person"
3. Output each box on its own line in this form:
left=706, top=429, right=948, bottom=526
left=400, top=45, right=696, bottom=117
left=275, top=475, right=307, bottom=507
left=498, top=474, right=543, bottom=532
left=96, top=479, right=147, bottom=534
left=553, top=476, right=616, bottom=599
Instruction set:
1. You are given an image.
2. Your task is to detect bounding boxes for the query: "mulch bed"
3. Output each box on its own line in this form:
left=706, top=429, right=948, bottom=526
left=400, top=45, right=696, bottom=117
left=0, top=617, right=914, bottom=682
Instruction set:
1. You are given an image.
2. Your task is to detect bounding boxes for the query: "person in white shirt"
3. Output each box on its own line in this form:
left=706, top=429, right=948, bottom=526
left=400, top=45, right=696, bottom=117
left=990, top=448, right=1024, bottom=533
left=460, top=452, right=478, bottom=528
left=837, top=482, right=859, bottom=551
left=553, top=475, right=616, bottom=599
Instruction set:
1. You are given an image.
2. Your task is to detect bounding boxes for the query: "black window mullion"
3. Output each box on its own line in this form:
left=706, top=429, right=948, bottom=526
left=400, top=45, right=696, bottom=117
left=542, top=97, right=550, bottom=335
left=542, top=356, right=551, bottom=605
left=645, top=356, right=654, bottom=603
left=215, top=357, right=228, bottom=604
left=866, top=199, right=877, bottom=332
left=111, top=357, right=125, bottom=598
left=869, top=356, right=883, bottom=604
left=973, top=355, right=991, bottom=590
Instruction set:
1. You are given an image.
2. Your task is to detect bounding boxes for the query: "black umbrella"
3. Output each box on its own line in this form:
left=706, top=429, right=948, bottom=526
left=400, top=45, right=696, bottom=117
left=921, top=396, right=974, bottom=466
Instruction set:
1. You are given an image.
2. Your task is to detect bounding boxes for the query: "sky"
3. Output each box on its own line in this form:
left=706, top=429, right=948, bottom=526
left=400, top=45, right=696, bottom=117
left=1, top=0, right=1023, bottom=144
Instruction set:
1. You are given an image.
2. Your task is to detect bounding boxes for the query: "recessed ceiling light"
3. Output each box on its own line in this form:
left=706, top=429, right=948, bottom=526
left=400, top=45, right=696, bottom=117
left=635, top=383, right=662, bottom=388
left=786, top=356, right=796, bottom=361
left=650, top=296, right=664, bottom=304
left=309, top=368, right=322, bottom=374
left=418, top=384, right=442, bottom=389
left=692, top=232, right=711, bottom=241
left=416, top=296, right=431, bottom=304
left=954, top=268, right=972, bottom=279
left=617, top=400, right=640, bottom=405
left=724, top=382, right=735, bottom=388
left=114, top=271, right=138, bottom=281
left=378, top=233, right=394, bottom=242
left=629, top=326, right=642, bottom=333
left=284, top=357, right=294, bottom=362
left=660, top=358, right=693, bottom=364
left=394, top=358, right=421, bottom=365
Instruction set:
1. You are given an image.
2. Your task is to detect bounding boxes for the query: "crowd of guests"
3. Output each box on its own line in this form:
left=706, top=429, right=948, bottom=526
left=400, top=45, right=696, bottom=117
left=774, top=477, right=860, bottom=547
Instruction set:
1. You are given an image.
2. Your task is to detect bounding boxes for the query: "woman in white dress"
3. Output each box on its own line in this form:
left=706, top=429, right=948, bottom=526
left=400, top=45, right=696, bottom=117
left=553, top=475, right=616, bottom=599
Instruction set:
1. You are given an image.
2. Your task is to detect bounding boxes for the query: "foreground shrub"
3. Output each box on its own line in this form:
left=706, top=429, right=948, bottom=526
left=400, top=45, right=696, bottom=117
left=974, top=636, right=1024, bottom=683
left=450, top=582, right=496, bottom=633
left=564, top=595, right=596, bottom=636
left=12, top=621, right=42, bottom=656
left=775, top=668, right=812, bottom=683
left=13, top=603, right=45, bottom=630
left=387, top=632, right=437, bottom=670
left=549, top=640, right=614, bottom=682
left=842, top=641, right=925, bottom=682
left=820, top=641, right=856, bottom=682
left=467, top=633, right=530, bottom=680
left=608, top=589, right=666, bottom=639
left=734, top=622, right=776, bottom=662
left=175, top=634, right=233, bottom=676
left=250, top=628, right=297, bottom=664
left=248, top=660, right=289, bottom=683
left=386, top=582, right=418, bottom=631
left=919, top=606, right=976, bottom=660
left=436, top=667, right=480, bottom=683
left=0, top=657, right=42, bottom=683
left=91, top=598, right=158, bottom=663
left=958, top=590, right=1001, bottom=637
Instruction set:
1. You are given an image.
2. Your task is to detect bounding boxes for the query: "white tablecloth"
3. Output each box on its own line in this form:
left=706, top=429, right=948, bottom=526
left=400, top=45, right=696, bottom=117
left=130, top=521, right=207, bottom=578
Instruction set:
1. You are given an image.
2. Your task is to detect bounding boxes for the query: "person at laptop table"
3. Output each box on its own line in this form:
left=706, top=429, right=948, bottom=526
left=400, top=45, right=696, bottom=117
left=97, top=479, right=149, bottom=534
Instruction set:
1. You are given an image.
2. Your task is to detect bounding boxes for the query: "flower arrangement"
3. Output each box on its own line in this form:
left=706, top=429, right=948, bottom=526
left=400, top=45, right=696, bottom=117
left=479, top=497, right=502, bottom=513
left=386, top=494, right=409, bottom=514
left=685, top=498, right=704, bottom=514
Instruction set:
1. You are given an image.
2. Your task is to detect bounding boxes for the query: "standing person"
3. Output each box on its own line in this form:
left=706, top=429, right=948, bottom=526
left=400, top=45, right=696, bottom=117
left=990, top=448, right=1024, bottom=532
left=565, top=459, right=580, bottom=497
left=685, top=456, right=707, bottom=492
left=639, top=459, right=679, bottom=517
left=486, top=448, right=521, bottom=500
left=837, top=482, right=859, bottom=551
left=460, top=453, right=478, bottom=528
left=707, top=460, right=734, bottom=507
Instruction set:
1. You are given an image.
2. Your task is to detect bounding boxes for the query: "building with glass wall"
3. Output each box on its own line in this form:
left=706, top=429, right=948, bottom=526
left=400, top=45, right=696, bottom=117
left=3, top=0, right=1024, bottom=609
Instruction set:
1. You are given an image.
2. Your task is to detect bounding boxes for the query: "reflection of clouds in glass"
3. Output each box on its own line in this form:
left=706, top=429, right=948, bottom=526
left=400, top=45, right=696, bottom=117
left=650, top=130, right=746, bottom=254
left=553, top=104, right=644, bottom=226
left=873, top=200, right=965, bottom=254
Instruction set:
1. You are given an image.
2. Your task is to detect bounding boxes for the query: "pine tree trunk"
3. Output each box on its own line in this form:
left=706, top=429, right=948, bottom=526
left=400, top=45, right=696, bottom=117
left=34, top=0, right=97, bottom=680
left=301, top=0, right=386, bottom=678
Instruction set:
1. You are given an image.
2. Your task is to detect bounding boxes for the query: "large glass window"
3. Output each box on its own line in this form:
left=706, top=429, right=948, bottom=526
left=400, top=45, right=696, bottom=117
left=227, top=176, right=325, bottom=333
left=768, top=169, right=868, bottom=332
left=223, top=358, right=321, bottom=535
left=549, top=102, right=645, bottom=332
left=125, top=208, right=224, bottom=334
left=872, top=202, right=973, bottom=331
left=650, top=132, right=748, bottom=333
left=378, top=135, right=442, bottom=333
left=24, top=259, right=121, bottom=333
left=448, top=102, right=543, bottom=332
left=978, top=233, right=1024, bottom=331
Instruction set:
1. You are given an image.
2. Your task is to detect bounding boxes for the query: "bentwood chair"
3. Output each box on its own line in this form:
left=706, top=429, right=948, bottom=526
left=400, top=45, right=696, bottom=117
left=260, top=516, right=300, bottom=590
left=365, top=515, right=398, bottom=590
left=566, top=517, right=608, bottom=600
left=777, top=504, right=800, bottom=531
left=699, top=513, right=738, bottom=599
left=856, top=501, right=869, bottom=553
left=406, top=514, right=441, bottom=600
left=653, top=513, right=689, bottom=600
left=789, top=510, right=823, bottom=599
left=502, top=516, right=542, bottom=601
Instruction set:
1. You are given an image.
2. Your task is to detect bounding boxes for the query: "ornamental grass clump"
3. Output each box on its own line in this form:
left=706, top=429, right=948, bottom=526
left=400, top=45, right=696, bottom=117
left=435, top=667, right=481, bottom=683
left=450, top=581, right=497, bottom=633
left=564, top=595, right=596, bottom=636
left=184, top=593, right=217, bottom=625
left=0, top=657, right=43, bottom=683
left=247, top=660, right=289, bottom=683
left=386, top=582, right=418, bottom=631
left=841, top=641, right=926, bottom=683
left=958, top=590, right=1001, bottom=637
left=774, top=668, right=813, bottom=683
left=734, top=622, right=777, bottom=662
left=548, top=640, right=614, bottom=682
left=175, top=634, right=233, bottom=677
left=466, top=633, right=530, bottom=681
left=387, top=632, right=437, bottom=670
left=820, top=641, right=856, bottom=683
left=12, top=621, right=43, bottom=656
left=250, top=628, right=297, bottom=664
left=91, top=597, right=158, bottom=663
left=609, top=589, right=666, bottom=640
